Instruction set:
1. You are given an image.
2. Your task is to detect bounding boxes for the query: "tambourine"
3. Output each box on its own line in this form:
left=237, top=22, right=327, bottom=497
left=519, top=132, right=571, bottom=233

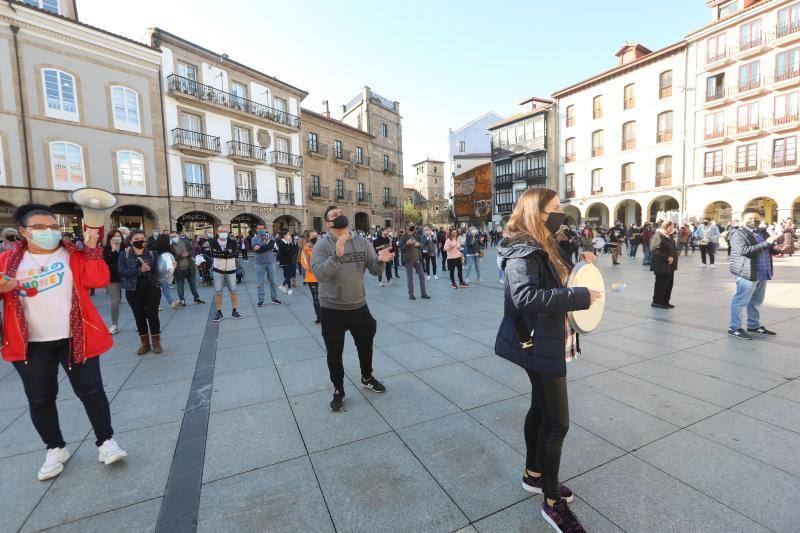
left=593, top=237, right=606, bottom=248
left=566, top=261, right=605, bottom=334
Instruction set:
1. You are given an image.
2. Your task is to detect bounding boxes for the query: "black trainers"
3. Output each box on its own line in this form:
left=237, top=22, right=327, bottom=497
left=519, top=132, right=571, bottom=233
left=747, top=325, right=777, bottom=336
left=329, top=389, right=345, bottom=412
left=257, top=301, right=264, bottom=307
left=361, top=376, right=386, bottom=393
left=194, top=298, right=206, bottom=304
left=232, top=310, right=244, bottom=320
left=541, top=499, right=586, bottom=533
left=271, top=298, right=282, bottom=305
left=728, top=328, right=752, bottom=340
left=522, top=473, right=574, bottom=503
left=409, top=295, right=416, bottom=300
left=421, top=294, right=431, bottom=299
left=213, top=310, right=224, bottom=322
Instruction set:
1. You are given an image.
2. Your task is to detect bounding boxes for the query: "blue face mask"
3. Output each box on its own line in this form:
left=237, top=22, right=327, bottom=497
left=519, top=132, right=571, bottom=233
left=170, top=237, right=179, bottom=244
left=218, top=232, right=229, bottom=240
left=29, top=229, right=62, bottom=251
left=257, top=229, right=266, bottom=235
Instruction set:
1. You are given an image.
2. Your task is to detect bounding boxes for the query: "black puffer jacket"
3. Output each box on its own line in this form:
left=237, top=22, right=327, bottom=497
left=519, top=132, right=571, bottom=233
left=729, top=227, right=778, bottom=281
left=494, top=235, right=591, bottom=377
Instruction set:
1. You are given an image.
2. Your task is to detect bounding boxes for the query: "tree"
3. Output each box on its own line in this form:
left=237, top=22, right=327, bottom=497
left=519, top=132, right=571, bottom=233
left=403, top=199, right=422, bottom=224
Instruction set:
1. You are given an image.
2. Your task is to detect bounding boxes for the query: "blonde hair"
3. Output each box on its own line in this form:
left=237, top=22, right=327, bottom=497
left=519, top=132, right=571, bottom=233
left=505, top=188, right=570, bottom=281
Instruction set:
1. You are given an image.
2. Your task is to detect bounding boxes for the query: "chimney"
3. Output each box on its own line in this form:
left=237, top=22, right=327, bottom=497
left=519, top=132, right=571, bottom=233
left=615, top=43, right=652, bottom=66
left=322, top=100, right=330, bottom=118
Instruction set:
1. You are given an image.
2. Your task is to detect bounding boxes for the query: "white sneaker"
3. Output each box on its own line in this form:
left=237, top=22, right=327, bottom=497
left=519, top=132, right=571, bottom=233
left=109, top=324, right=118, bottom=335
left=426, top=275, right=431, bottom=281
left=288, top=289, right=293, bottom=295
left=38, top=447, right=69, bottom=481
left=387, top=281, right=393, bottom=286
left=709, top=264, right=716, bottom=269
left=98, top=438, right=127, bottom=465
left=434, top=275, right=439, bottom=280
left=379, top=282, right=384, bottom=287
left=279, top=285, right=288, bottom=294
left=170, top=300, right=181, bottom=310
left=698, top=264, right=706, bottom=268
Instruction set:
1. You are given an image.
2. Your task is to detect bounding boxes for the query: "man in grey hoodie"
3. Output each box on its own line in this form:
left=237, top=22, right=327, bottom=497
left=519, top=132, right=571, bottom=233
left=311, top=206, right=395, bottom=412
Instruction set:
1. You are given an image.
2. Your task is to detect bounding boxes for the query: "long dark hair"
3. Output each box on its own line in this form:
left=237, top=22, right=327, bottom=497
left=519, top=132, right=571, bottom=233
left=105, top=229, right=124, bottom=248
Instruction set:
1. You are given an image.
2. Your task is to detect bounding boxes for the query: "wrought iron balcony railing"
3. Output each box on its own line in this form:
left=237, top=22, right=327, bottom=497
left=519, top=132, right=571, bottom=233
left=172, top=128, right=220, bottom=152
left=184, top=181, right=210, bottom=198
left=236, top=188, right=258, bottom=202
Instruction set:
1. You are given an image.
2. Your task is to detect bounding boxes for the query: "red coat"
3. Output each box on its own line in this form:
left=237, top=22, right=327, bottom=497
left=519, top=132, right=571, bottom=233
left=0, top=241, right=112, bottom=365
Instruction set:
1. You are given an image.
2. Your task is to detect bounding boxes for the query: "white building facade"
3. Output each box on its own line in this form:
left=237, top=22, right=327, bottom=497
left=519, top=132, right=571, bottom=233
left=554, top=43, right=689, bottom=227
left=448, top=111, right=503, bottom=176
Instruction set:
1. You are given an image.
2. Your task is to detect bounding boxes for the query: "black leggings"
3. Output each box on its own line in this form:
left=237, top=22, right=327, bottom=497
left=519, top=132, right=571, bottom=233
left=308, top=281, right=320, bottom=320
left=14, top=339, right=113, bottom=448
left=440, top=245, right=447, bottom=270
left=422, top=253, right=437, bottom=275
left=320, top=305, right=377, bottom=390
left=447, top=258, right=464, bottom=284
left=125, top=276, right=161, bottom=335
left=699, top=244, right=715, bottom=265
left=525, top=369, right=569, bottom=502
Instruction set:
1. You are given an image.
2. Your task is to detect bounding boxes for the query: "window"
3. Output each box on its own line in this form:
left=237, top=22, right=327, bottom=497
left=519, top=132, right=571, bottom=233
left=656, top=156, right=672, bottom=185
left=275, top=137, right=289, bottom=154
left=116, top=150, right=145, bottom=194
left=433, top=166, right=438, bottom=173
left=622, top=121, right=636, bottom=150
left=357, top=182, right=365, bottom=200
left=381, top=123, right=389, bottom=137
left=736, top=102, right=759, bottom=132
left=277, top=176, right=292, bottom=203
left=739, top=19, right=762, bottom=50
left=565, top=138, right=575, bottom=162
left=775, top=47, right=800, bottom=81
left=591, top=130, right=604, bottom=157
left=706, top=33, right=727, bottom=63
left=383, top=187, right=391, bottom=202
left=738, top=61, right=760, bottom=91
left=236, top=171, right=255, bottom=202
left=704, top=150, right=723, bottom=177
left=311, top=175, right=321, bottom=195
left=704, top=111, right=725, bottom=139
left=774, top=91, right=799, bottom=124
left=566, top=105, right=575, bottom=127
left=718, top=0, right=737, bottom=18
left=657, top=111, right=673, bottom=143
left=706, top=74, right=725, bottom=101
left=49, top=142, right=85, bottom=190
left=308, top=132, right=319, bottom=152
left=777, top=3, right=800, bottom=38
left=231, top=81, right=247, bottom=109
left=773, top=136, right=797, bottom=166
left=273, top=97, right=287, bottom=113
left=591, top=168, right=603, bottom=193
left=335, top=179, right=344, bottom=198
left=333, top=140, right=343, bottom=158
left=458, top=140, right=465, bottom=152
left=736, top=143, right=758, bottom=172
left=592, top=95, right=602, bottom=119
left=383, top=154, right=390, bottom=169
left=42, top=69, right=78, bottom=121
left=23, top=0, right=59, bottom=14
left=110, top=86, right=139, bottom=132
left=623, top=84, right=635, bottom=109
left=621, top=163, right=635, bottom=190
left=495, top=189, right=513, bottom=210
left=355, top=146, right=364, bottom=164
left=183, top=162, right=206, bottom=200
left=176, top=62, right=198, bottom=94
left=659, top=71, right=673, bottom=99
left=233, top=126, right=250, bottom=144
left=565, top=173, right=575, bottom=194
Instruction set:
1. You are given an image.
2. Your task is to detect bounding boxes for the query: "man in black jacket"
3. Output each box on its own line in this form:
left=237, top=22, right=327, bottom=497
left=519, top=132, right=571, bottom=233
left=728, top=209, right=780, bottom=339
left=208, top=224, right=242, bottom=321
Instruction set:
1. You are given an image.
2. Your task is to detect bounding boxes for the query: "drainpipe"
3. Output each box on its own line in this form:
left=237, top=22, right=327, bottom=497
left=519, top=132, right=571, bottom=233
left=10, top=25, right=34, bottom=202
left=680, top=44, right=691, bottom=225
left=156, top=65, right=173, bottom=229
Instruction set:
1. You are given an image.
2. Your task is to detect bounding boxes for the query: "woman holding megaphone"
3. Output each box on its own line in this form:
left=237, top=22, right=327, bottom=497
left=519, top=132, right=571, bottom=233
left=0, top=204, right=127, bottom=481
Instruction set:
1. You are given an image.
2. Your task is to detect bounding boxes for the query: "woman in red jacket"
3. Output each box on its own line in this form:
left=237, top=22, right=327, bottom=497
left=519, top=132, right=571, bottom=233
left=0, top=204, right=126, bottom=481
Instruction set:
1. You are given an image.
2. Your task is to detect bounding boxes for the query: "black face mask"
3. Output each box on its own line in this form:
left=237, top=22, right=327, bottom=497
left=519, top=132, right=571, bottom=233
left=131, top=241, right=145, bottom=249
left=544, top=212, right=567, bottom=235
left=5, top=236, right=16, bottom=241
left=310, top=237, right=318, bottom=244
left=329, top=215, right=348, bottom=229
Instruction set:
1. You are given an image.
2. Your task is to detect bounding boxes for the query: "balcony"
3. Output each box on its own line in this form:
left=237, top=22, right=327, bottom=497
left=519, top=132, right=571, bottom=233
left=496, top=203, right=513, bottom=214
left=774, top=22, right=800, bottom=47
left=171, top=128, right=220, bottom=156
left=769, top=156, right=800, bottom=174
left=277, top=192, right=296, bottom=205
left=591, top=186, right=603, bottom=195
left=166, top=74, right=300, bottom=130
left=704, top=48, right=734, bottom=71
left=525, top=168, right=547, bottom=187
left=703, top=86, right=733, bottom=108
left=621, top=139, right=636, bottom=151
left=730, top=121, right=766, bottom=139
left=620, top=181, right=635, bottom=192
left=309, top=185, right=329, bottom=201
left=357, top=191, right=372, bottom=204
left=236, top=187, right=258, bottom=202
left=564, top=153, right=576, bottom=163
left=735, top=78, right=768, bottom=99
left=728, top=162, right=765, bottom=179
left=591, top=146, right=604, bottom=157
left=383, top=196, right=398, bottom=207
left=227, top=141, right=267, bottom=165
left=623, top=98, right=635, bottom=110
left=355, top=155, right=370, bottom=167
left=383, top=162, right=397, bottom=175
left=703, top=168, right=724, bottom=180
left=656, top=174, right=672, bottom=187
left=701, top=129, right=731, bottom=146
left=494, top=173, right=513, bottom=188
left=737, top=35, right=771, bottom=59
left=307, top=140, right=328, bottom=158
left=656, top=131, right=673, bottom=143
left=268, top=151, right=303, bottom=170
left=333, top=148, right=353, bottom=164
left=565, top=190, right=576, bottom=199
left=771, top=69, right=800, bottom=90
left=766, top=113, right=800, bottom=132
left=335, top=189, right=353, bottom=202
left=184, top=181, right=210, bottom=199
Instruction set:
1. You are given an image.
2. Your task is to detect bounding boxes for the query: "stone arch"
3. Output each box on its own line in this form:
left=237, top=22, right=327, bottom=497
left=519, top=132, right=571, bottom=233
left=50, top=202, right=84, bottom=234
left=792, top=195, right=800, bottom=225
left=584, top=202, right=609, bottom=227
left=613, top=199, right=642, bottom=226
left=702, top=201, right=732, bottom=226
left=231, top=212, right=266, bottom=237
left=110, top=204, right=159, bottom=233
left=647, top=195, right=680, bottom=223
left=744, top=197, right=779, bottom=223
left=176, top=211, right=220, bottom=237
left=354, top=211, right=370, bottom=233
left=563, top=205, right=581, bottom=225
left=273, top=214, right=302, bottom=235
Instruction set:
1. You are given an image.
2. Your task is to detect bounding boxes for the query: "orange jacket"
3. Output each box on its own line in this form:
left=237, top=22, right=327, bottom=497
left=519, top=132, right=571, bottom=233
left=299, top=243, right=317, bottom=283
left=0, top=241, right=112, bottom=365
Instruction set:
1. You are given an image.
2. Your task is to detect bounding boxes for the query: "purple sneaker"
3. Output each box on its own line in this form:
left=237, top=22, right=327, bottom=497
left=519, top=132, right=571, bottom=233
left=522, top=474, right=574, bottom=503
left=541, top=499, right=586, bottom=533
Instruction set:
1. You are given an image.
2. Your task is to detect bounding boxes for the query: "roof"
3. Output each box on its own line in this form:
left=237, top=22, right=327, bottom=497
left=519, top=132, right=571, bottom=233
left=551, top=40, right=686, bottom=98
left=687, top=0, right=768, bottom=38
left=452, top=153, right=491, bottom=159
left=488, top=106, right=549, bottom=130
left=412, top=159, right=445, bottom=166
left=9, top=1, right=160, bottom=52
left=519, top=96, right=554, bottom=106
left=450, top=111, right=504, bottom=134
left=150, top=28, right=307, bottom=98
left=614, top=42, right=652, bottom=58
left=301, top=108, right=373, bottom=138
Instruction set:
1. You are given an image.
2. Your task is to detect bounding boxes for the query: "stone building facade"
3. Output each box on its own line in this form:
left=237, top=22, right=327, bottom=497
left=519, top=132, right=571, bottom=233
left=411, top=159, right=449, bottom=227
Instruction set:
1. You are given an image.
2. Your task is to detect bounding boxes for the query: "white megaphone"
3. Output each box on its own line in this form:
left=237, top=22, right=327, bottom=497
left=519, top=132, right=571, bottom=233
left=70, top=187, right=117, bottom=241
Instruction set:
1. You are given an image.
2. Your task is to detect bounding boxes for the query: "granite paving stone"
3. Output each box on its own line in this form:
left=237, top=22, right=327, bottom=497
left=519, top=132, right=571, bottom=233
left=380, top=340, right=457, bottom=371
left=415, top=362, right=518, bottom=410
left=361, top=372, right=460, bottom=429
left=210, top=365, right=285, bottom=412
left=473, top=495, right=624, bottom=533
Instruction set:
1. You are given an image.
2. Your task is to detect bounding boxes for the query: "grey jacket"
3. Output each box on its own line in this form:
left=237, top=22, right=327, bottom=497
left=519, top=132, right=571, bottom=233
left=398, top=233, right=423, bottom=263
left=251, top=235, right=277, bottom=265
left=310, top=231, right=384, bottom=310
left=728, top=227, right=777, bottom=281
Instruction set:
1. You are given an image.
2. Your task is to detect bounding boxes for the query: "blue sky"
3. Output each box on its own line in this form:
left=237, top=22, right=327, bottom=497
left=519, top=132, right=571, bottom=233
left=78, top=0, right=709, bottom=186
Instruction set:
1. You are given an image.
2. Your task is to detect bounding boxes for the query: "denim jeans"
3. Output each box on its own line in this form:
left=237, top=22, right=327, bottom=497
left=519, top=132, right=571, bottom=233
left=174, top=268, right=200, bottom=301
left=255, top=262, right=279, bottom=302
left=642, top=245, right=651, bottom=265
left=729, top=278, right=768, bottom=330
left=628, top=243, right=639, bottom=257
left=161, top=281, right=176, bottom=305
left=465, top=254, right=481, bottom=280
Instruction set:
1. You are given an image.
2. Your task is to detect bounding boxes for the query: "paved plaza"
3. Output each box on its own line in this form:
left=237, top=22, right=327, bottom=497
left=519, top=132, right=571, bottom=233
left=2, top=248, right=800, bottom=532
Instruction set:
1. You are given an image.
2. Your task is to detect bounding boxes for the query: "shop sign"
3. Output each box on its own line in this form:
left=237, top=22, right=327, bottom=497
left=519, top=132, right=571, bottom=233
left=214, top=203, right=285, bottom=216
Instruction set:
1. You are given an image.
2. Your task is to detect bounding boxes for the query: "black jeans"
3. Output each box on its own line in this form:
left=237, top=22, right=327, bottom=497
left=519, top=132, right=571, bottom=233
left=125, top=276, right=161, bottom=335
left=440, top=245, right=447, bottom=270
left=14, top=339, right=113, bottom=448
left=308, top=282, right=320, bottom=320
left=378, top=260, right=393, bottom=282
left=448, top=258, right=464, bottom=284
left=422, top=253, right=437, bottom=276
left=653, top=271, right=674, bottom=304
left=320, top=305, right=377, bottom=390
left=699, top=244, right=715, bottom=265
left=525, top=369, right=569, bottom=502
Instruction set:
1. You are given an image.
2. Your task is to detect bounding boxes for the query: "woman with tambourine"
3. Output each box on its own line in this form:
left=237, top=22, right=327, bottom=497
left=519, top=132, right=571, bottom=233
left=495, top=188, right=601, bottom=533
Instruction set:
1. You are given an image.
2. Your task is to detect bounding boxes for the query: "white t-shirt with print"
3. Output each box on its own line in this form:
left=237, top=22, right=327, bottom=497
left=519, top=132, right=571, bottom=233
left=15, top=247, right=73, bottom=342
